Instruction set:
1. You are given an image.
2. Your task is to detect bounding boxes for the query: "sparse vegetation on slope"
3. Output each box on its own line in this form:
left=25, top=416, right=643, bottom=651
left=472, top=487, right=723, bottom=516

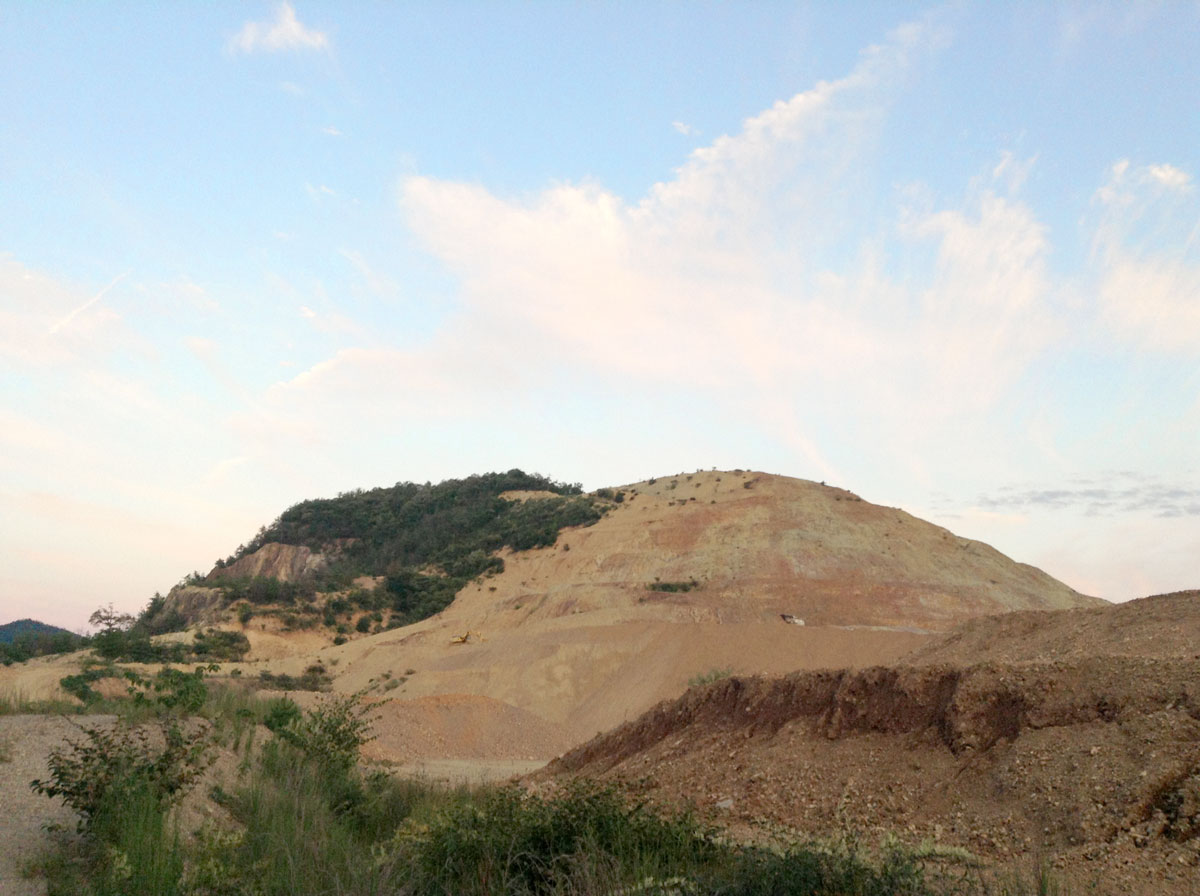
left=26, top=675, right=1060, bottom=896
left=148, top=470, right=612, bottom=632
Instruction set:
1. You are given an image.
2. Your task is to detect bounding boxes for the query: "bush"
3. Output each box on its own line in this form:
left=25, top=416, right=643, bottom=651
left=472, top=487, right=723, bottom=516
left=256, top=664, right=331, bottom=691
left=393, top=780, right=718, bottom=895
left=31, top=717, right=213, bottom=834
left=127, top=666, right=213, bottom=714
left=646, top=578, right=701, bottom=594
left=273, top=693, right=376, bottom=771
left=262, top=697, right=303, bottom=734
left=688, top=668, right=733, bottom=688
left=192, top=628, right=251, bottom=661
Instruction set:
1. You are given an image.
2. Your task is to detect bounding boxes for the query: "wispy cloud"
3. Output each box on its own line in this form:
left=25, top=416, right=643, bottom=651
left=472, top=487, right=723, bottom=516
left=1091, top=160, right=1200, bottom=352
left=228, top=3, right=329, bottom=55
left=47, top=270, right=130, bottom=335
left=384, top=16, right=1049, bottom=440
left=0, top=256, right=128, bottom=365
left=672, top=121, right=697, bottom=137
left=977, top=474, right=1200, bottom=518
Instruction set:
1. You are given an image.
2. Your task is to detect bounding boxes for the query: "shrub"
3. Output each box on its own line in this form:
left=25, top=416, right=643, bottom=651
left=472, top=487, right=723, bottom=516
left=126, top=666, right=213, bottom=714
left=688, top=668, right=733, bottom=688
left=262, top=697, right=302, bottom=734
left=191, top=628, right=251, bottom=661
left=31, top=717, right=213, bottom=834
left=646, top=578, right=701, bottom=593
left=393, top=780, right=718, bottom=895
left=256, top=664, right=331, bottom=691
left=274, top=693, right=376, bottom=771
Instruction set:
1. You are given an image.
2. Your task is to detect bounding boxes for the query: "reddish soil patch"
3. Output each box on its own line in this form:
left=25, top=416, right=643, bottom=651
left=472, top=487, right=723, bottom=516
left=541, top=592, right=1200, bottom=895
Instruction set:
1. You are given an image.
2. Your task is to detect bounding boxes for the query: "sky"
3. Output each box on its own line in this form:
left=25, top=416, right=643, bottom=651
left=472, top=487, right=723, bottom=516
left=2, top=2, right=1198, bottom=631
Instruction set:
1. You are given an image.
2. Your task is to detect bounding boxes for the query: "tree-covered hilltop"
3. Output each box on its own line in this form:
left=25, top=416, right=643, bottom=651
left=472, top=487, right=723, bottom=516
left=156, top=470, right=612, bottom=633
left=0, top=619, right=83, bottom=664
left=0, top=618, right=74, bottom=644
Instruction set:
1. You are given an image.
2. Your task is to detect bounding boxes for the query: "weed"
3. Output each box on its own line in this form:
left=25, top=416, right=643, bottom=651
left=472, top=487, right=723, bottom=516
left=0, top=691, right=81, bottom=715
left=646, top=579, right=701, bottom=594
left=688, top=668, right=733, bottom=688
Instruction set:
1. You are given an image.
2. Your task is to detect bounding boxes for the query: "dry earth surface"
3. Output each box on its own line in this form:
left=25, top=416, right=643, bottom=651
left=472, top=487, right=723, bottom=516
left=541, top=591, right=1200, bottom=895
left=0, top=715, right=115, bottom=896
left=0, top=470, right=1137, bottom=891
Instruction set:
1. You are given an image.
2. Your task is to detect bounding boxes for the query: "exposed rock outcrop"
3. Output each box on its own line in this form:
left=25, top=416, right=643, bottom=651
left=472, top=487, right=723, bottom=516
left=206, top=542, right=328, bottom=583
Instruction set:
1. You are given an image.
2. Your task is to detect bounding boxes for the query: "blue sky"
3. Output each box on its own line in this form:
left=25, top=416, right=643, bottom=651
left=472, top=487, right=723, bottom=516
left=2, top=2, right=1198, bottom=630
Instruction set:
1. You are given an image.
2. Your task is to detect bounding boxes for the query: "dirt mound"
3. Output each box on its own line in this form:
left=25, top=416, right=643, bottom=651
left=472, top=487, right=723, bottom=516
left=457, top=472, right=1097, bottom=634
left=4, top=470, right=1103, bottom=772
left=540, top=593, right=1200, bottom=894
left=362, top=694, right=572, bottom=764
left=906, top=589, right=1200, bottom=666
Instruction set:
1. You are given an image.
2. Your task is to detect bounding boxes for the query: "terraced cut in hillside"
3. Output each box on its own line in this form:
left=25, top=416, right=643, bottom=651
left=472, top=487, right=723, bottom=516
left=541, top=591, right=1200, bottom=896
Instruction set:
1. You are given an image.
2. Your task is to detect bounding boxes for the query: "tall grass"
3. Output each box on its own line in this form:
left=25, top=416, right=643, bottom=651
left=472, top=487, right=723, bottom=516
left=0, top=690, right=82, bottom=716
left=30, top=678, right=1068, bottom=896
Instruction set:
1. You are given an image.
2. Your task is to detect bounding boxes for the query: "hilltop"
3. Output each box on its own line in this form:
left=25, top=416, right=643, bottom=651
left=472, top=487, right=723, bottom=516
left=0, top=619, right=73, bottom=644
left=41, top=469, right=1092, bottom=750
left=2, top=470, right=1103, bottom=752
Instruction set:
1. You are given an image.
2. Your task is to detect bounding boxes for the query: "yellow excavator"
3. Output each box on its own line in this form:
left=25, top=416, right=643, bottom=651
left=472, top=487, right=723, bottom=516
left=449, top=630, right=485, bottom=644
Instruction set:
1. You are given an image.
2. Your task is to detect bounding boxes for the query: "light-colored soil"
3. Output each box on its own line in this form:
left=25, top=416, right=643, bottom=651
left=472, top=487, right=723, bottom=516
left=384, top=758, right=547, bottom=786
left=181, top=470, right=1089, bottom=756
left=541, top=591, right=1200, bottom=896
left=0, top=714, right=115, bottom=896
left=0, top=469, right=1136, bottom=891
left=362, top=694, right=573, bottom=764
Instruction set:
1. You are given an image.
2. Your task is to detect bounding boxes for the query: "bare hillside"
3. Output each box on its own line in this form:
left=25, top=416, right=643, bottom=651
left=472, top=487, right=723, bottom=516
left=541, top=591, right=1200, bottom=895
left=2, top=470, right=1099, bottom=763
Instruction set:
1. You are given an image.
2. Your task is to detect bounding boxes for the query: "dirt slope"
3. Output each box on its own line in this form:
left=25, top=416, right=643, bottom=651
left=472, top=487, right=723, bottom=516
left=303, top=471, right=1094, bottom=745
left=541, top=591, right=1200, bottom=895
left=2, top=470, right=1098, bottom=766
left=905, top=589, right=1200, bottom=665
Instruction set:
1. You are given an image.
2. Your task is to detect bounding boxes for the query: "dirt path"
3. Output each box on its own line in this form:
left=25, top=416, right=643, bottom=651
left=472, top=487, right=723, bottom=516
left=0, top=715, right=113, bottom=896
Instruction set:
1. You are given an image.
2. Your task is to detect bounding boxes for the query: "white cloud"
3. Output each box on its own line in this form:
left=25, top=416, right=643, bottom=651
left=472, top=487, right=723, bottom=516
left=0, top=255, right=128, bottom=365
left=1147, top=163, right=1193, bottom=192
left=214, top=14, right=1055, bottom=512
left=322, top=125, right=343, bottom=137
left=672, top=121, right=697, bottom=137
left=392, top=16, right=1049, bottom=431
left=1091, top=161, right=1200, bottom=352
left=228, top=3, right=329, bottom=55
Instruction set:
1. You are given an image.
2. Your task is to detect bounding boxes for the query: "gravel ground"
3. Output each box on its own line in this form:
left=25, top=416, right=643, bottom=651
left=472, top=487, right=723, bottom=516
left=0, top=714, right=114, bottom=896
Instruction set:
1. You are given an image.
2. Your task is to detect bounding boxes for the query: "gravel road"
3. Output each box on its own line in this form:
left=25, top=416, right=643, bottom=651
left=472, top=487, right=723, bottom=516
left=0, top=715, right=114, bottom=896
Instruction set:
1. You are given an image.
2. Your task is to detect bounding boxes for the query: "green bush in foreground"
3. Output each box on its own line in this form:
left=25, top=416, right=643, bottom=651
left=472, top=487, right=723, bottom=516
left=30, top=680, right=1064, bottom=896
left=31, top=717, right=213, bottom=835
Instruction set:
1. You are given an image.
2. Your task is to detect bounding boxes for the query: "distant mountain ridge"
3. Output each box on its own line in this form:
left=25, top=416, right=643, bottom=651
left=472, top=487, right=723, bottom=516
left=0, top=618, right=74, bottom=644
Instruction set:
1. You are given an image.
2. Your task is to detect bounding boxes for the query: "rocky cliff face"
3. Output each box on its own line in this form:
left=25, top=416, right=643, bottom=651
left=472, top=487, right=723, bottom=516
left=206, top=542, right=327, bottom=583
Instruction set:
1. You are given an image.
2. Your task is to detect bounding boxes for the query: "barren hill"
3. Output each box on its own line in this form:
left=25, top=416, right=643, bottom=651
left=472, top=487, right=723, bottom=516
left=217, top=470, right=1097, bottom=746
left=541, top=591, right=1200, bottom=894
left=1, top=470, right=1099, bottom=760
